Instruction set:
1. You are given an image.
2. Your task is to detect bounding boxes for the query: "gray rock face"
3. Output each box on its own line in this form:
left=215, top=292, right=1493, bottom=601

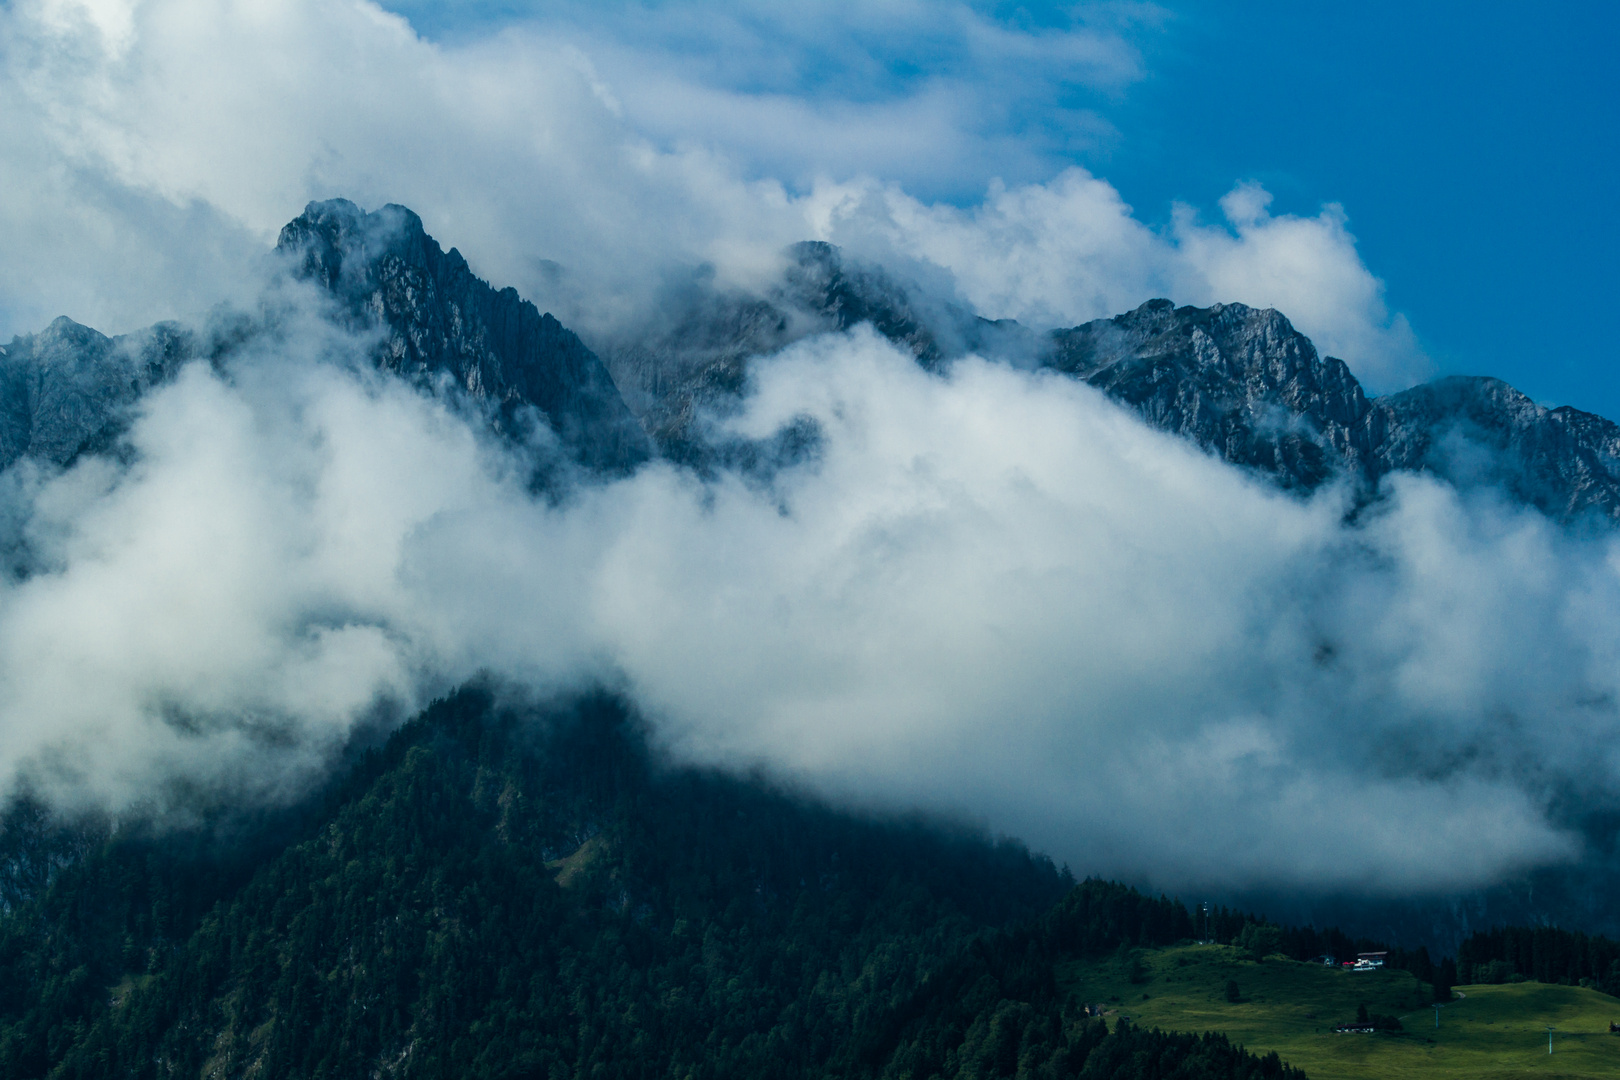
left=0, top=317, right=193, bottom=473
left=618, top=251, right=1620, bottom=522
left=592, top=242, right=1620, bottom=522
left=593, top=277, right=799, bottom=465
left=1046, top=299, right=1373, bottom=492
left=780, top=241, right=950, bottom=368
left=1367, top=376, right=1620, bottom=522
left=1046, top=299, right=1620, bottom=523
left=0, top=200, right=653, bottom=482
left=276, top=199, right=650, bottom=475
left=593, top=241, right=1024, bottom=465
left=4, top=206, right=1617, bottom=524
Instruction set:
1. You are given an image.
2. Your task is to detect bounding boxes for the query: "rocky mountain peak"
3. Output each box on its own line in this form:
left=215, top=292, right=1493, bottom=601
left=0, top=316, right=191, bottom=474
left=275, top=198, right=431, bottom=296
left=5, top=203, right=1619, bottom=524
left=1045, top=299, right=1374, bottom=490
left=37, top=315, right=112, bottom=352
left=1369, top=375, right=1620, bottom=521
left=276, top=199, right=649, bottom=475
left=1039, top=299, right=1620, bottom=522
left=781, top=241, right=946, bottom=368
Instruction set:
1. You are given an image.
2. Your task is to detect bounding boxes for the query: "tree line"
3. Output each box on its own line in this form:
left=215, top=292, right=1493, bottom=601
left=0, top=684, right=1615, bottom=1079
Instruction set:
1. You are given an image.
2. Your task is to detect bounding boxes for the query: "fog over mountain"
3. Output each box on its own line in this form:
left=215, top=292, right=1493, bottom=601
left=0, top=194, right=1613, bottom=917
left=2, top=0, right=1618, bottom=935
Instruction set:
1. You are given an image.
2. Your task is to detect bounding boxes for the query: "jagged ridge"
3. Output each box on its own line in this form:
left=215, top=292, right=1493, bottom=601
left=0, top=317, right=197, bottom=473
left=276, top=199, right=650, bottom=475
left=1050, top=299, right=1620, bottom=522
left=5, top=201, right=1619, bottom=525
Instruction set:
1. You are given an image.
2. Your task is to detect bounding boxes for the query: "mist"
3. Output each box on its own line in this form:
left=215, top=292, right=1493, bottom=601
left=1, top=0, right=1613, bottom=901
left=0, top=287, right=1612, bottom=894
left=0, top=0, right=1425, bottom=388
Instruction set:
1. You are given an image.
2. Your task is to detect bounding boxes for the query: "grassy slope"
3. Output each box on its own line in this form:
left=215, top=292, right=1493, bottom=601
left=1058, top=944, right=1620, bottom=1080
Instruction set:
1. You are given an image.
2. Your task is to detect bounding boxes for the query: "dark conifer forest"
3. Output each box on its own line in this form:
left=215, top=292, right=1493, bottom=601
left=1, top=686, right=1613, bottom=1079
left=0, top=687, right=1298, bottom=1079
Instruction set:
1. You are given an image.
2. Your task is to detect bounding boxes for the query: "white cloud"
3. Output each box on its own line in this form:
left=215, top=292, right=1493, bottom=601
left=0, top=0, right=796, bottom=335
left=1172, top=183, right=1429, bottom=390
left=0, top=314, right=1607, bottom=893
left=1, top=0, right=1426, bottom=388
left=0, top=0, right=1562, bottom=898
left=514, top=0, right=1146, bottom=198
left=593, top=333, right=1593, bottom=892
left=803, top=170, right=1429, bottom=389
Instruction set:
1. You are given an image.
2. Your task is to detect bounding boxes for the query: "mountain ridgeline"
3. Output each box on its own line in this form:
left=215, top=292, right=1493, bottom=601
left=274, top=200, right=650, bottom=475
left=6, top=197, right=1617, bottom=520
left=7, top=201, right=1620, bottom=1077
left=1048, top=300, right=1620, bottom=519
left=6, top=684, right=1609, bottom=1078
left=0, top=687, right=1313, bottom=1080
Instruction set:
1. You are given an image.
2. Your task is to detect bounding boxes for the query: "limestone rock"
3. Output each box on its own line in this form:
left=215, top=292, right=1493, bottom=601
left=276, top=199, right=650, bottom=475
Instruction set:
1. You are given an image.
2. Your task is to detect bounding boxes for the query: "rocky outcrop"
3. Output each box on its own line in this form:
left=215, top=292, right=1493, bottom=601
left=593, top=240, right=1034, bottom=466
left=0, top=201, right=652, bottom=481
left=1366, top=376, right=1620, bottom=522
left=780, top=241, right=951, bottom=368
left=591, top=246, right=1620, bottom=522
left=4, top=207, right=1617, bottom=524
left=1045, top=299, right=1373, bottom=492
left=0, top=317, right=194, bottom=472
left=1044, top=299, right=1620, bottom=522
left=592, top=280, right=799, bottom=466
left=276, top=199, right=649, bottom=475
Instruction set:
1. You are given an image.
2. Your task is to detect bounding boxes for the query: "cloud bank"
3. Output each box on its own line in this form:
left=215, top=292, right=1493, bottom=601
left=3, top=0, right=1598, bottom=897
left=1, top=0, right=1426, bottom=389
left=0, top=306, right=1611, bottom=894
left=438, top=0, right=1152, bottom=199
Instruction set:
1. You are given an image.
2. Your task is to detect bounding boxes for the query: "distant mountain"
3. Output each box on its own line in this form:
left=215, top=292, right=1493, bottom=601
left=276, top=199, right=650, bottom=475
left=0, top=316, right=195, bottom=473
left=0, top=199, right=652, bottom=483
left=1046, top=299, right=1371, bottom=493
left=9, top=202, right=1617, bottom=524
left=593, top=240, right=974, bottom=465
left=1368, top=374, right=1620, bottom=521
left=1049, top=299, right=1620, bottom=522
left=7, top=200, right=1620, bottom=1077
left=0, top=687, right=1324, bottom=1080
left=587, top=239, right=1620, bottom=523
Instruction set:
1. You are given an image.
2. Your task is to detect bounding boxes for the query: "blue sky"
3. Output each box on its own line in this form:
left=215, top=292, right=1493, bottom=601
left=380, top=0, right=1619, bottom=417
left=1109, top=2, right=1619, bottom=418
left=1, top=1, right=1612, bottom=415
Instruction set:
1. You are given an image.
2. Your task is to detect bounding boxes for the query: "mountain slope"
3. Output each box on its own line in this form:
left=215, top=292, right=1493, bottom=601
left=9, top=687, right=1618, bottom=1079
left=588, top=240, right=1620, bottom=523
left=8, top=203, right=1618, bottom=523
left=594, top=240, right=968, bottom=464
left=276, top=199, right=651, bottom=475
left=1367, top=375, right=1620, bottom=521
left=0, top=316, right=197, bottom=473
left=0, top=201, right=651, bottom=485
left=0, top=687, right=1075, bottom=1079
left=1046, top=299, right=1620, bottom=522
left=1044, top=299, right=1372, bottom=493
left=0, top=684, right=1371, bottom=1080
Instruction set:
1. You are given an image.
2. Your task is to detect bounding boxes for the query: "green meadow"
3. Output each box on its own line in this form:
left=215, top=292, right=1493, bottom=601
left=1058, top=943, right=1620, bottom=1080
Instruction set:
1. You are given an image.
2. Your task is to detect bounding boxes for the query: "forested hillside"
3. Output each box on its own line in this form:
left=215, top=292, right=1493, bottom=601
left=4, top=683, right=1615, bottom=1078
left=1457, top=925, right=1620, bottom=991
left=0, top=686, right=1311, bottom=1079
